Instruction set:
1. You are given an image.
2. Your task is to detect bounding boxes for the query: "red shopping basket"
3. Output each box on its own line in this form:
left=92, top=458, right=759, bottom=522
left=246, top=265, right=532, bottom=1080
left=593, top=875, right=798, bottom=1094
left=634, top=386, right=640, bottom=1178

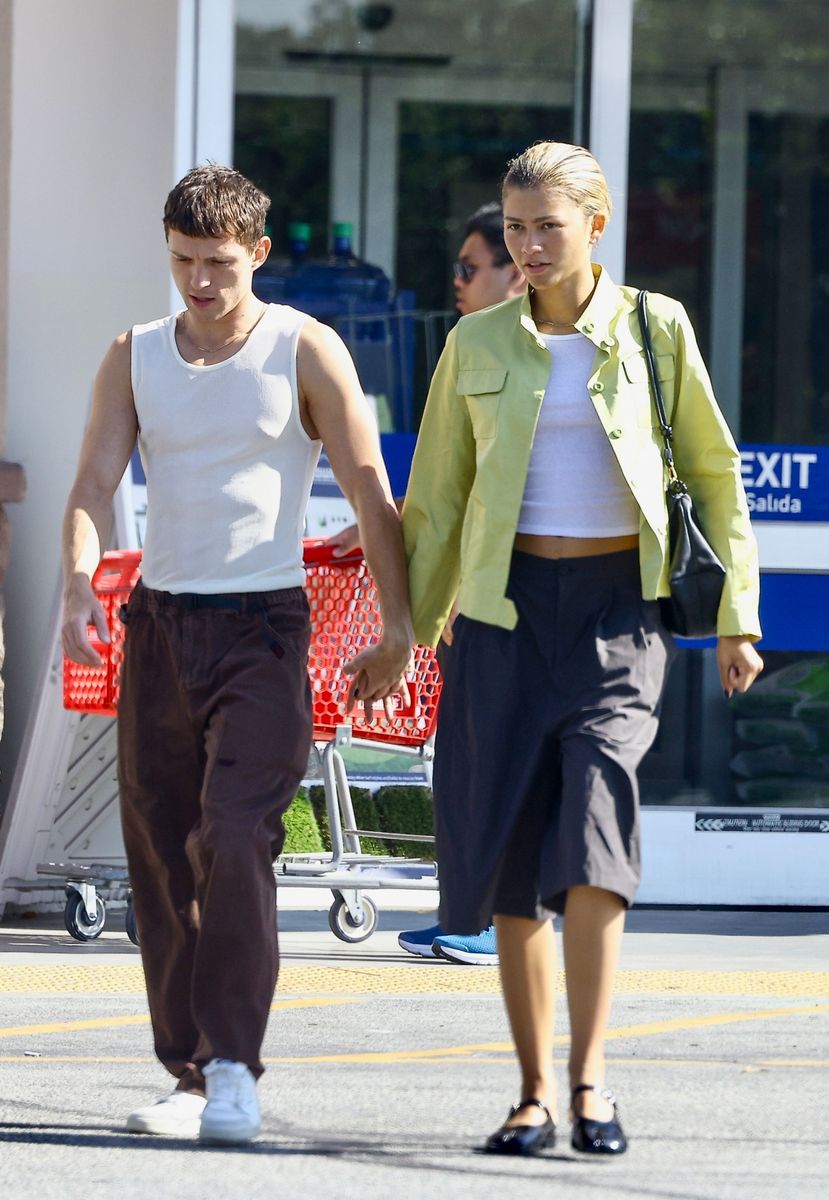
left=62, top=551, right=142, bottom=717
left=302, top=539, right=441, bottom=747
left=63, top=543, right=442, bottom=746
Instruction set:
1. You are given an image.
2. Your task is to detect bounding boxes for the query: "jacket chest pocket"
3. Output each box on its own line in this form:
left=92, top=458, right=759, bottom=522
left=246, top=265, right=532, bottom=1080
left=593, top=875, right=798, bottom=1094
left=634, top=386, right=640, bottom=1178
left=458, top=367, right=508, bottom=440
left=620, top=351, right=676, bottom=426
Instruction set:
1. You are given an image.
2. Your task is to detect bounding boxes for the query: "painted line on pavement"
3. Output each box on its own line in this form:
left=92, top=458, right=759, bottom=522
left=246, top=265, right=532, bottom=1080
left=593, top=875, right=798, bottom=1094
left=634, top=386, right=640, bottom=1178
left=251, top=1002, right=829, bottom=1064
left=0, top=997, right=825, bottom=1046
left=2, top=1054, right=828, bottom=1069
left=0, top=996, right=358, bottom=1040
left=603, top=1003, right=829, bottom=1040
left=0, top=1014, right=150, bottom=1039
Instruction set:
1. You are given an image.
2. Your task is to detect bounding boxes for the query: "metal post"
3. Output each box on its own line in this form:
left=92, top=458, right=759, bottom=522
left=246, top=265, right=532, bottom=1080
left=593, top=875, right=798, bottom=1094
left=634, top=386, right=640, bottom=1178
left=709, top=66, right=748, bottom=436
left=588, top=0, right=634, bottom=285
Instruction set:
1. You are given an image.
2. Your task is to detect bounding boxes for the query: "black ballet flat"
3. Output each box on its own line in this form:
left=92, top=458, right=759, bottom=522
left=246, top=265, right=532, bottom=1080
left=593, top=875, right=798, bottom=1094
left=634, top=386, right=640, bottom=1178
left=570, top=1084, right=627, bottom=1155
left=483, top=1098, right=556, bottom=1156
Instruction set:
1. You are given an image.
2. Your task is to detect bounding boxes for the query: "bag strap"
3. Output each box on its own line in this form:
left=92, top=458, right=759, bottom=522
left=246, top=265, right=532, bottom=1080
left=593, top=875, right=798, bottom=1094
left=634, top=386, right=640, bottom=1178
left=636, top=290, right=683, bottom=492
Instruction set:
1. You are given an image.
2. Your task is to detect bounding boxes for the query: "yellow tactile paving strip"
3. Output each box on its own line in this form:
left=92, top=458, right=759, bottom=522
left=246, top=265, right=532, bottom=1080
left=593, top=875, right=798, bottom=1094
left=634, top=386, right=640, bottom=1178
left=0, top=963, right=828, bottom=996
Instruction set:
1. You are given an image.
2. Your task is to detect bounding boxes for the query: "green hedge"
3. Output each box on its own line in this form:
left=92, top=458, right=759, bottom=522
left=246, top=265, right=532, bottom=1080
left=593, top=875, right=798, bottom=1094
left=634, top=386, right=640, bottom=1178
left=308, top=784, right=389, bottom=856
left=349, top=789, right=389, bottom=856
left=281, top=787, right=324, bottom=854
left=297, top=784, right=434, bottom=857
left=374, top=785, right=434, bottom=858
left=308, top=785, right=332, bottom=851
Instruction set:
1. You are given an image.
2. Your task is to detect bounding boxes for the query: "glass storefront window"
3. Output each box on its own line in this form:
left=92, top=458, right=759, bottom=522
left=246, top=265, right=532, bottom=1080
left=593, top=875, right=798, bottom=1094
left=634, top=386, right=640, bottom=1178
left=234, top=95, right=332, bottom=258
left=640, top=649, right=829, bottom=810
left=234, top=0, right=580, bottom=428
left=630, top=1, right=829, bottom=812
left=628, top=0, right=829, bottom=441
left=397, top=102, right=571, bottom=314
left=232, top=1, right=829, bottom=818
left=744, top=114, right=829, bottom=443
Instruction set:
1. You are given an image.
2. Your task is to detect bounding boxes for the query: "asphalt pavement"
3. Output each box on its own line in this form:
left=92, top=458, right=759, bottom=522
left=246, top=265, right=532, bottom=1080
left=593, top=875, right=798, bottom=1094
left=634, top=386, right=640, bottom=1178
left=1, top=903, right=828, bottom=1200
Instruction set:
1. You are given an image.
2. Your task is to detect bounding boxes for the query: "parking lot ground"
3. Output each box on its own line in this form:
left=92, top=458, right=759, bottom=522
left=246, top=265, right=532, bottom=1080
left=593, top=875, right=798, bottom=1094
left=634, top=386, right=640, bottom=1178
left=0, top=907, right=827, bottom=1200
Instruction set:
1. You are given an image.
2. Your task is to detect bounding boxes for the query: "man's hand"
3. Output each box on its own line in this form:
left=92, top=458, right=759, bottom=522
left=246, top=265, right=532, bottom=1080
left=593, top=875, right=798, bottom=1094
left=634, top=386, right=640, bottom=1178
left=297, top=321, right=414, bottom=719
left=322, top=521, right=361, bottom=558
left=717, top=636, right=763, bottom=698
left=62, top=576, right=111, bottom=667
left=343, top=634, right=414, bottom=723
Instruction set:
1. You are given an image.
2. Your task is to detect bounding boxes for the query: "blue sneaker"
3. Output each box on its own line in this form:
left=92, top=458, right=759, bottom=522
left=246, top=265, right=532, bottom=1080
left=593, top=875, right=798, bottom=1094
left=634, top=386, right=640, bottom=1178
left=432, top=926, right=498, bottom=965
left=398, top=922, right=444, bottom=958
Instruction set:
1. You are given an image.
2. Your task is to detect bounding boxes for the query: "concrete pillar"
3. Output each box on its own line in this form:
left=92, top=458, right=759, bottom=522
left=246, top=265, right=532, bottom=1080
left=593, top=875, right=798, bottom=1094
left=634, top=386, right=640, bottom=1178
left=0, top=0, right=181, bottom=816
left=0, top=2, right=26, bottom=751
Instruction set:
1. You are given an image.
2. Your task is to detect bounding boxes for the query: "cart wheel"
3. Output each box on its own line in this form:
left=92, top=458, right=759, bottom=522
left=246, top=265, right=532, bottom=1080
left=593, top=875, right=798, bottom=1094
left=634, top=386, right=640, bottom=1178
left=327, top=894, right=378, bottom=944
left=125, top=899, right=140, bottom=947
left=64, top=891, right=106, bottom=941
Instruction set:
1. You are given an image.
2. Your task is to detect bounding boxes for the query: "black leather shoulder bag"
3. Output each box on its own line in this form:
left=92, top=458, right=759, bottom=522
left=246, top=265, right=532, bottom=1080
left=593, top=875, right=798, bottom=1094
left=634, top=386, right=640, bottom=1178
left=636, top=290, right=725, bottom=638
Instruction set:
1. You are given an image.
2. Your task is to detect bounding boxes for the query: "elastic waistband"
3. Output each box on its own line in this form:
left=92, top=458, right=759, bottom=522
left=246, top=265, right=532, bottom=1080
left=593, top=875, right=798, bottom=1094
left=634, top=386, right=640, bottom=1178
left=130, top=580, right=305, bottom=615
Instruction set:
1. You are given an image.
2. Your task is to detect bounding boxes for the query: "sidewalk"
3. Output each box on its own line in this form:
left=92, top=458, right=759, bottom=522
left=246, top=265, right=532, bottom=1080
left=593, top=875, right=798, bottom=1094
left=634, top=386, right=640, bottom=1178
left=1, top=907, right=827, bottom=1199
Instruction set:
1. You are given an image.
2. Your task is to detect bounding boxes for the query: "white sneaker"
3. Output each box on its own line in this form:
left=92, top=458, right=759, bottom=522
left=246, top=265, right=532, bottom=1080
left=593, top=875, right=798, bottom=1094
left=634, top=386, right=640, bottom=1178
left=199, top=1058, right=261, bottom=1144
left=126, top=1089, right=206, bottom=1136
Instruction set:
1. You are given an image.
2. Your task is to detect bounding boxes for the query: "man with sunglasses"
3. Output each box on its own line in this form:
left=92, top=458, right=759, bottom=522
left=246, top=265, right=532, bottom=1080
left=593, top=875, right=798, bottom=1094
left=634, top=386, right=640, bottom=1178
left=452, top=202, right=525, bottom=316
left=325, top=203, right=524, bottom=965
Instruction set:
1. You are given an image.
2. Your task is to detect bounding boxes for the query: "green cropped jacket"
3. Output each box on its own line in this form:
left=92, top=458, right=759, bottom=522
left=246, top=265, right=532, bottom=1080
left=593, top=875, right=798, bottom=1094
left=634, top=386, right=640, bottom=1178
left=402, top=266, right=761, bottom=649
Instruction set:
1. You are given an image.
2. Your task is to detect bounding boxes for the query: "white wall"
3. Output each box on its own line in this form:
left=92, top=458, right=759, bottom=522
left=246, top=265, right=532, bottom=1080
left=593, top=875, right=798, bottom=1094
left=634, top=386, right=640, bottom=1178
left=0, top=0, right=12, bottom=456
left=0, top=0, right=182, bottom=811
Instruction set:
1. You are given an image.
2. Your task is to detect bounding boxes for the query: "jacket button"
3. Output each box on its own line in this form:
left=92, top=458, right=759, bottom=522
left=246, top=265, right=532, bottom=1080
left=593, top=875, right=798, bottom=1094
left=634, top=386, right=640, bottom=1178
left=592, top=381, right=604, bottom=393
left=601, top=337, right=614, bottom=349
left=583, top=321, right=595, bottom=333
left=609, top=428, right=622, bottom=439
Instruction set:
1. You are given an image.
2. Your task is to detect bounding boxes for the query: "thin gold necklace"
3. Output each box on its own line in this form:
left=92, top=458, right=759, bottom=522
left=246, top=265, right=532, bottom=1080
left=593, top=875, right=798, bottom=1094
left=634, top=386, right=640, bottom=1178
left=182, top=304, right=267, bottom=354
left=535, top=315, right=578, bottom=329
left=529, top=284, right=583, bottom=329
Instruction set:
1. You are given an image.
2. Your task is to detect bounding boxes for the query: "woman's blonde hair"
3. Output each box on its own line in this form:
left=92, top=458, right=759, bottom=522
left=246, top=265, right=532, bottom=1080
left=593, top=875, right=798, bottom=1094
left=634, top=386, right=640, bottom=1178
left=502, top=141, right=612, bottom=222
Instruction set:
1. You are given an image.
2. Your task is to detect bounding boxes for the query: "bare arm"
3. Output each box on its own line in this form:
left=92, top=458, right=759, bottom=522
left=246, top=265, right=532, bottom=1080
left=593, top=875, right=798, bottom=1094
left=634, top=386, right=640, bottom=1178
left=321, top=496, right=403, bottom=558
left=297, top=320, right=413, bottom=716
left=61, top=332, right=138, bottom=665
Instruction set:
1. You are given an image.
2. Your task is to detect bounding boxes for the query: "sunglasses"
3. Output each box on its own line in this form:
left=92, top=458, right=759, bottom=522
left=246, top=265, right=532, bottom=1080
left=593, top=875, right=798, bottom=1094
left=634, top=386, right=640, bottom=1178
left=452, top=261, right=479, bottom=283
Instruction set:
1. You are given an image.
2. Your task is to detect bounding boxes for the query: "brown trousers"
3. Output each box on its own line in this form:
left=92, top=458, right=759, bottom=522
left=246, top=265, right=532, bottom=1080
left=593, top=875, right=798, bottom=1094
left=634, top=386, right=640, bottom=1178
left=117, top=581, right=312, bottom=1086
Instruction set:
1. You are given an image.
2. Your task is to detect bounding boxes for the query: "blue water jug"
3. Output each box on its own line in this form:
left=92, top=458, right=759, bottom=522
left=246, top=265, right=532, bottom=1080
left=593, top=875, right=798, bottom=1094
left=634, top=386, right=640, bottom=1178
left=254, top=221, right=311, bottom=303
left=286, top=222, right=390, bottom=310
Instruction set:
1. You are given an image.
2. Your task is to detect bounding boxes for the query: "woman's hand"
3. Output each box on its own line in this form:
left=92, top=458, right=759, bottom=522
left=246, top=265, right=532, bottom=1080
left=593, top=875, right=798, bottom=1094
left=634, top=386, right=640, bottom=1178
left=322, top=521, right=361, bottom=558
left=716, top=636, right=763, bottom=698
left=440, top=600, right=460, bottom=646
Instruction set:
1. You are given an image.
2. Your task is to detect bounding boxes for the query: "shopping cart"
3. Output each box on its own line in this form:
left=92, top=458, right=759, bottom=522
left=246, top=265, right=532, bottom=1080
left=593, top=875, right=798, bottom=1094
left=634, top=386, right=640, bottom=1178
left=47, top=541, right=442, bottom=944
left=282, top=539, right=441, bottom=941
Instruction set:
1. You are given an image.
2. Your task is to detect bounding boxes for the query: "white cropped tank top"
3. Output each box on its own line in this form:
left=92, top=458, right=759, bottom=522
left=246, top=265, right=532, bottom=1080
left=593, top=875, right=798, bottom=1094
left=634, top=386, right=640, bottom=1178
left=131, top=304, right=321, bottom=593
left=516, top=331, right=640, bottom=537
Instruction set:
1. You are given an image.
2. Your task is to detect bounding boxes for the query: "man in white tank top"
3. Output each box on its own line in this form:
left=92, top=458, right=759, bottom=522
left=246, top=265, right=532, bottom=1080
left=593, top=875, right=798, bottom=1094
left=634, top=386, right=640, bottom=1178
left=61, top=165, right=413, bottom=1145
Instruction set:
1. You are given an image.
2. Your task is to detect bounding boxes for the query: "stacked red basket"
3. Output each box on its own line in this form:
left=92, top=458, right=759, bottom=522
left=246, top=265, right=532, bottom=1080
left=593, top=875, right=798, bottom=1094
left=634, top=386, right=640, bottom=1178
left=62, top=550, right=142, bottom=717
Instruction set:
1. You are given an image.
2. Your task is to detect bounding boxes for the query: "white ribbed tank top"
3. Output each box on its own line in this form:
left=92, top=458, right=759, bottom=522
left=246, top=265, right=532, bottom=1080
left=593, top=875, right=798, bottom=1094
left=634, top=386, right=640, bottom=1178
left=131, top=304, right=321, bottom=593
left=516, top=331, right=639, bottom=537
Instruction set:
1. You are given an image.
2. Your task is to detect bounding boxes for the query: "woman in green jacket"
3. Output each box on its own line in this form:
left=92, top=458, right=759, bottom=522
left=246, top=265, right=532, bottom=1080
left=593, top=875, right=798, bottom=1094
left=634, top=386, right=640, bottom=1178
left=402, top=141, right=763, bottom=1158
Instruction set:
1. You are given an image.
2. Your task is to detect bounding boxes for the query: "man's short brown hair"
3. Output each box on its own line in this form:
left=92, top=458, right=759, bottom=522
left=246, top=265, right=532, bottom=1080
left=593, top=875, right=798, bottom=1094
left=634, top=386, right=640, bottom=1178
left=163, top=164, right=270, bottom=251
